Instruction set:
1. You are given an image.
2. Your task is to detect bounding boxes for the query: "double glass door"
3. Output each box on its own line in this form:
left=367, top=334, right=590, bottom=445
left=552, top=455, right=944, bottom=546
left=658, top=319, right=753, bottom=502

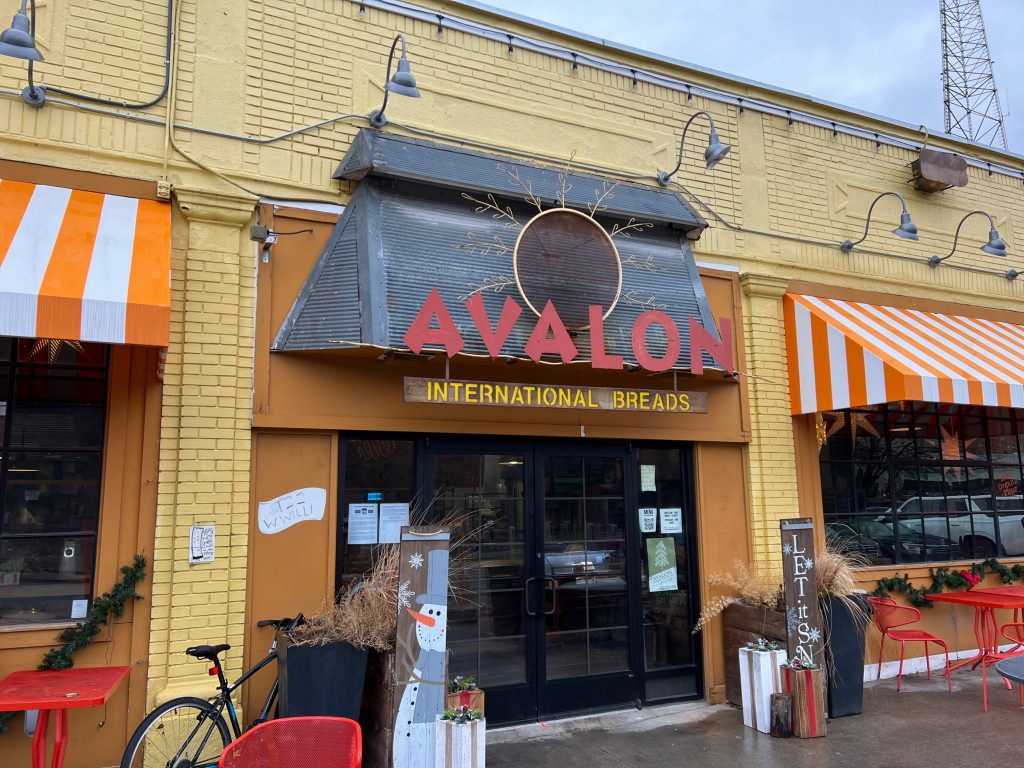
left=428, top=441, right=676, bottom=724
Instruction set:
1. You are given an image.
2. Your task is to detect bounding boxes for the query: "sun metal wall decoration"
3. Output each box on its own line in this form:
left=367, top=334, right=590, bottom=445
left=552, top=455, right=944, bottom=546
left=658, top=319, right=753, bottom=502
left=458, top=157, right=654, bottom=331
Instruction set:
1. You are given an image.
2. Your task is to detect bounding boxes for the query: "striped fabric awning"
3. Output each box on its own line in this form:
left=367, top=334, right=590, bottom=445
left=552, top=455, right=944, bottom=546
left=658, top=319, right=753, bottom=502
left=0, top=179, right=171, bottom=346
left=784, top=293, right=1024, bottom=415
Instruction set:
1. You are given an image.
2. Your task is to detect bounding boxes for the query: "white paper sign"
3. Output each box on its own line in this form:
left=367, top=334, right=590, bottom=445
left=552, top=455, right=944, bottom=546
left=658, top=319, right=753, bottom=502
left=659, top=507, right=683, bottom=534
left=70, top=599, right=88, bottom=619
left=189, top=524, right=215, bottom=564
left=639, top=507, right=657, bottom=533
left=258, top=487, right=327, bottom=535
left=347, top=503, right=379, bottom=544
left=378, top=502, right=411, bottom=544
left=640, top=464, right=657, bottom=492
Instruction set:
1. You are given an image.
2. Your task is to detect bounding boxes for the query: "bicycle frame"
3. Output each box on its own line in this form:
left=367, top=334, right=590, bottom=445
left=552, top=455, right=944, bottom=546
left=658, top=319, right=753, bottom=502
left=166, top=641, right=281, bottom=767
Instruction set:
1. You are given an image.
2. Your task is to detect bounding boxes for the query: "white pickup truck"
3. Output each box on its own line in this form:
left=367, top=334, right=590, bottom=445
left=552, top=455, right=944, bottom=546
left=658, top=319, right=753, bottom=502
left=898, top=495, right=1024, bottom=558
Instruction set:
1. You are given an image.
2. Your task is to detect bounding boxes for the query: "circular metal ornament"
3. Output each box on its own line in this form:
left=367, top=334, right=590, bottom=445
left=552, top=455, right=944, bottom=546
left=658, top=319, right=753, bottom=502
left=512, top=208, right=622, bottom=330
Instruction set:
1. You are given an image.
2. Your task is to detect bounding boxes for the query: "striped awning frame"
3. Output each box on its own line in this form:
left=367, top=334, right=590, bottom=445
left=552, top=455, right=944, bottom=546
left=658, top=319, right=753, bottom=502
left=783, top=293, right=1024, bottom=415
left=0, top=178, right=171, bottom=346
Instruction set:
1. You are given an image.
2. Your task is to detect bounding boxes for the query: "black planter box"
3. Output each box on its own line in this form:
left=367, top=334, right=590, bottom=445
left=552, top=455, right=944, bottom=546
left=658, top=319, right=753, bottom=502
left=823, top=594, right=870, bottom=718
left=277, top=633, right=370, bottom=720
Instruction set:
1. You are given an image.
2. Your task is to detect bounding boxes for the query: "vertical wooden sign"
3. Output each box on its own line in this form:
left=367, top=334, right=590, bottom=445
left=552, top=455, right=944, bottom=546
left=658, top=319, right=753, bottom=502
left=780, top=518, right=824, bottom=667
left=392, top=527, right=450, bottom=768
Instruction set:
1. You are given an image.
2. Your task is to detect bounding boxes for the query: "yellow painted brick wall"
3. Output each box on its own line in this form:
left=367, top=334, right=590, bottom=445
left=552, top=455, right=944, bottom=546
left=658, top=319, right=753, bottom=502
left=1, top=0, right=1023, bottom=702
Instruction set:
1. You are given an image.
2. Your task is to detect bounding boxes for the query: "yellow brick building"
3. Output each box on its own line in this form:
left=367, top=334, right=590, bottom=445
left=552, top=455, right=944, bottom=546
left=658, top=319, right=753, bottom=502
left=0, top=0, right=1022, bottom=765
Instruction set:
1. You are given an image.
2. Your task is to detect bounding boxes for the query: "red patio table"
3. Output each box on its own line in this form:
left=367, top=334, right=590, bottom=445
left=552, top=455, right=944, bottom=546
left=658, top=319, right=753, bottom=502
left=926, top=588, right=1024, bottom=710
left=0, top=666, right=130, bottom=768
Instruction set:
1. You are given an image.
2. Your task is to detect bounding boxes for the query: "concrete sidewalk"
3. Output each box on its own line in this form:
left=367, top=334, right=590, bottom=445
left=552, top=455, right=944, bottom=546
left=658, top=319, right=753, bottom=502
left=488, top=671, right=1023, bottom=767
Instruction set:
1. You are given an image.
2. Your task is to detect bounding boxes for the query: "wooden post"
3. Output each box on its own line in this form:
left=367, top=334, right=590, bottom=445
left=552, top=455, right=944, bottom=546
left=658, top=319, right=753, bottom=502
left=780, top=518, right=825, bottom=668
left=769, top=693, right=792, bottom=738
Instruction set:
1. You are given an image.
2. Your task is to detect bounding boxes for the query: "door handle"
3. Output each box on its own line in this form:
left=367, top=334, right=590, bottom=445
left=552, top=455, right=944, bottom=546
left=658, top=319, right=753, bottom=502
left=543, top=577, right=557, bottom=615
left=524, top=576, right=537, bottom=616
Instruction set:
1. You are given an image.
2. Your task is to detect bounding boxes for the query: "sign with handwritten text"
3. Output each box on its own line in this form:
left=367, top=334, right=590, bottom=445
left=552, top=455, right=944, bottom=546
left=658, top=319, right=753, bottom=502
left=258, top=487, right=327, bottom=535
left=780, top=518, right=824, bottom=667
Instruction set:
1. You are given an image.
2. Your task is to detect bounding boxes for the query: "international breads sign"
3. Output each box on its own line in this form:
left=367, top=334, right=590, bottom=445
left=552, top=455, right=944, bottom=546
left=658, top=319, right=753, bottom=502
left=404, top=377, right=707, bottom=413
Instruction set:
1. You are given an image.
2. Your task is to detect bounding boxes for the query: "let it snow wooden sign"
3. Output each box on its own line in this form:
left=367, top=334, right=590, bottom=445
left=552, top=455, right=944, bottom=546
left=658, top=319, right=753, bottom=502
left=780, top=518, right=823, bottom=667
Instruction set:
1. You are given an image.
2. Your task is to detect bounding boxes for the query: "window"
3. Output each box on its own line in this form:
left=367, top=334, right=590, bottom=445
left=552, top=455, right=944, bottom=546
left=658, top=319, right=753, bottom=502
left=820, top=402, right=1024, bottom=565
left=0, top=339, right=108, bottom=626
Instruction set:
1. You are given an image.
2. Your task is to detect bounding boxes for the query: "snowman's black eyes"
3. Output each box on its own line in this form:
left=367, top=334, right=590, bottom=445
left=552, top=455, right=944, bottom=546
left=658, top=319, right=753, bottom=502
left=428, top=609, right=434, bottom=615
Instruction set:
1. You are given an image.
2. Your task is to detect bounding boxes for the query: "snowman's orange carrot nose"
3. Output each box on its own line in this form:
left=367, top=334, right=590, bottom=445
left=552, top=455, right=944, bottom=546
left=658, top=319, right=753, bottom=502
left=407, top=608, right=436, bottom=627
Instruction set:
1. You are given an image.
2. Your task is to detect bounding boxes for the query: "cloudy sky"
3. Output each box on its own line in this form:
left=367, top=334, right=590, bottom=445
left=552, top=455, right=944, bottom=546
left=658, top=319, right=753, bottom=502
left=477, top=0, right=1023, bottom=153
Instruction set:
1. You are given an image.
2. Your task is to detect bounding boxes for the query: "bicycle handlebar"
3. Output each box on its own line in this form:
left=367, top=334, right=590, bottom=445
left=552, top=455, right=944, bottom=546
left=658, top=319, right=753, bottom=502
left=256, top=614, right=304, bottom=630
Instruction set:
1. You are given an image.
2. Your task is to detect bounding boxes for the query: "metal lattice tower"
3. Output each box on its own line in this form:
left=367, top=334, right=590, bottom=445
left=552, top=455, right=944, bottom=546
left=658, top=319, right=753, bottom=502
left=940, top=0, right=1008, bottom=149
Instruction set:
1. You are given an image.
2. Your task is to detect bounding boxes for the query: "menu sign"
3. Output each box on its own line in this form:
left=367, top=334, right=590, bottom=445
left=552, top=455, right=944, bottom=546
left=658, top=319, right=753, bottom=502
left=780, top=518, right=824, bottom=667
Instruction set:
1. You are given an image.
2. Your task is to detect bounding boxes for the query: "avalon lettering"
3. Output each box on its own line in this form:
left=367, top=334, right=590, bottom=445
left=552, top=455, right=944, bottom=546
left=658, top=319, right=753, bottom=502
left=403, top=288, right=733, bottom=374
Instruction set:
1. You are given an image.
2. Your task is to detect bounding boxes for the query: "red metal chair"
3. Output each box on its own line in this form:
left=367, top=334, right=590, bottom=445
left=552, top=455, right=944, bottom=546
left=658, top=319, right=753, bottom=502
left=219, top=716, right=362, bottom=768
left=868, top=596, right=951, bottom=692
left=996, top=622, right=1024, bottom=706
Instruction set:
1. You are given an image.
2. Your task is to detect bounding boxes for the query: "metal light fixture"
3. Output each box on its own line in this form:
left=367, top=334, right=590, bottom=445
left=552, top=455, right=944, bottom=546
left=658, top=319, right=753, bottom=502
left=0, top=0, right=42, bottom=61
left=928, top=210, right=1007, bottom=268
left=839, top=191, right=918, bottom=253
left=368, top=34, right=420, bottom=128
left=656, top=110, right=731, bottom=185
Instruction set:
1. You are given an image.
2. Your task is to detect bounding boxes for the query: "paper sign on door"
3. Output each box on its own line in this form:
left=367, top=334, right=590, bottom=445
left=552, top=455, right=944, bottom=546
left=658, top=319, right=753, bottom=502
left=647, top=537, right=677, bottom=592
left=659, top=507, right=683, bottom=534
left=639, top=507, right=657, bottom=533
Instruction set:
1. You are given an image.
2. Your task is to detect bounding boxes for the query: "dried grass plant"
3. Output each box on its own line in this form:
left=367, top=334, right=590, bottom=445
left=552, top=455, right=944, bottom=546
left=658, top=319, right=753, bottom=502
left=694, top=559, right=783, bottom=634
left=818, top=537, right=871, bottom=627
left=290, top=492, right=490, bottom=651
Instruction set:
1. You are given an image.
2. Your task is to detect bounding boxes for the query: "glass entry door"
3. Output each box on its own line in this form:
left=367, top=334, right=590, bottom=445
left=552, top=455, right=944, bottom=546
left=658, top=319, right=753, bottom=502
left=427, top=441, right=640, bottom=723
left=534, top=446, right=639, bottom=715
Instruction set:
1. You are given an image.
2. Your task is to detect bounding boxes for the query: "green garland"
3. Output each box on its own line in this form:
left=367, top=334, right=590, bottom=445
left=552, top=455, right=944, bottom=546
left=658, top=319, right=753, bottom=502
left=0, top=555, right=146, bottom=735
left=873, top=557, right=1024, bottom=608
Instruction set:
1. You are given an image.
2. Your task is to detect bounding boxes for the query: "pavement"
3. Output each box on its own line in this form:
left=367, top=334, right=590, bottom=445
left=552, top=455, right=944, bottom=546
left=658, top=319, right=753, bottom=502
left=487, top=670, right=1024, bottom=767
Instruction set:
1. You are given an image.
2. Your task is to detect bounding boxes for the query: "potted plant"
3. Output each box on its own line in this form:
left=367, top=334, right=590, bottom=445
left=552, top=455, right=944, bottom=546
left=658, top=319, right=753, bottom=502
left=435, top=705, right=485, bottom=768
left=737, top=636, right=786, bottom=733
left=817, top=545, right=872, bottom=718
left=782, top=658, right=826, bottom=739
left=278, top=576, right=396, bottom=720
left=446, top=676, right=485, bottom=715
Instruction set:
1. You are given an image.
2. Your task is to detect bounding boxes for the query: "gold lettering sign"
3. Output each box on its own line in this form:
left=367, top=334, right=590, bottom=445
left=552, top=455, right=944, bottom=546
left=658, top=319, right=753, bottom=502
left=403, top=377, right=708, bottom=414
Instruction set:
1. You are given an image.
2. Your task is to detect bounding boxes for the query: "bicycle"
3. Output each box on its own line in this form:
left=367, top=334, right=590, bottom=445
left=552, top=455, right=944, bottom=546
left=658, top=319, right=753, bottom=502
left=120, top=615, right=304, bottom=768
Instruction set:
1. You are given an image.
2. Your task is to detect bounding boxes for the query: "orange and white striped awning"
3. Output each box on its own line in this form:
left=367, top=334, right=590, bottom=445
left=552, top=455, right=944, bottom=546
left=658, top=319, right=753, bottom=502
left=784, top=293, right=1024, bottom=415
left=0, top=179, right=170, bottom=346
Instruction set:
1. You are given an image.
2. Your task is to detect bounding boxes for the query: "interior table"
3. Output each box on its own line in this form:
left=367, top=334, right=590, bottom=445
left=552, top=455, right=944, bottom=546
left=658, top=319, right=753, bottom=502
left=0, top=666, right=130, bottom=768
left=926, top=588, right=1024, bottom=711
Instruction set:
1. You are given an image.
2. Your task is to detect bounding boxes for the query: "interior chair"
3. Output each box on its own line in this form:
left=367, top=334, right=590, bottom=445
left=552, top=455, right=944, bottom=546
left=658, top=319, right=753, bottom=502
left=219, top=716, right=362, bottom=768
left=868, top=596, right=951, bottom=692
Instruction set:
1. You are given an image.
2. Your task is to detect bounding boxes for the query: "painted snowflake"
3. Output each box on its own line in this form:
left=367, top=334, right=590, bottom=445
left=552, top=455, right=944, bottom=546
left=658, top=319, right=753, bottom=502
left=398, top=579, right=414, bottom=609
left=409, top=552, right=424, bottom=569
left=787, top=607, right=800, bottom=633
left=782, top=543, right=793, bottom=556
left=804, top=558, right=814, bottom=570
left=808, top=627, right=822, bottom=644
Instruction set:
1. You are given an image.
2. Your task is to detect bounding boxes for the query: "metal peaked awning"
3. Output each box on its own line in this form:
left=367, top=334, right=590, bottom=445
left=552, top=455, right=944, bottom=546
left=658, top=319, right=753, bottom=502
left=784, top=293, right=1024, bottom=415
left=0, top=179, right=171, bottom=346
left=275, top=129, right=720, bottom=369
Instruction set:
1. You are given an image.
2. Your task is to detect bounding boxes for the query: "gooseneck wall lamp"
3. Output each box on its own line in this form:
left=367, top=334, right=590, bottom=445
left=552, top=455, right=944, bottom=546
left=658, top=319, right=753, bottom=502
left=928, top=210, right=1008, bottom=270
left=839, top=191, right=918, bottom=253
left=656, top=110, right=731, bottom=186
left=0, top=0, right=42, bottom=61
left=368, top=34, right=421, bottom=128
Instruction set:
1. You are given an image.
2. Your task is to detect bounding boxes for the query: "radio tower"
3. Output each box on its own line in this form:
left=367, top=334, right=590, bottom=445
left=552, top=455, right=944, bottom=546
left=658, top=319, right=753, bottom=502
left=940, top=0, right=1008, bottom=149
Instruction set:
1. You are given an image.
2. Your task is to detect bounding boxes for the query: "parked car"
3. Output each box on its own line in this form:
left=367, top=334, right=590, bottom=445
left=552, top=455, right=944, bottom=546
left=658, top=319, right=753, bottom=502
left=896, top=495, right=1024, bottom=558
left=824, top=521, right=882, bottom=560
left=828, top=517, right=954, bottom=563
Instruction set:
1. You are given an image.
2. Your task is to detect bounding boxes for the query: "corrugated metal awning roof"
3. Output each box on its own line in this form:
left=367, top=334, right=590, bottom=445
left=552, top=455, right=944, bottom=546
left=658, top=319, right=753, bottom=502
left=275, top=130, right=719, bottom=368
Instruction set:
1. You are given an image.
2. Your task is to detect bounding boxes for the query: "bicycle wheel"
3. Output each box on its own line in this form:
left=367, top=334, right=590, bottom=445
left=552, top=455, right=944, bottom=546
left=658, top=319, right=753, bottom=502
left=121, top=696, right=232, bottom=768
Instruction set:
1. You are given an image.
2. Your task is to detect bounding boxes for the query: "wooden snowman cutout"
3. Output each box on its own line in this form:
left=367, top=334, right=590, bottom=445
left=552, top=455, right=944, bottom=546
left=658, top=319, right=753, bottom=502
left=393, top=548, right=449, bottom=768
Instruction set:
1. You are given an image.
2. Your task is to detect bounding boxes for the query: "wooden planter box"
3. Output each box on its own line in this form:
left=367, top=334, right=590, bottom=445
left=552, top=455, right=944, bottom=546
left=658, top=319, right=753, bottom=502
left=784, top=667, right=826, bottom=739
left=738, top=647, right=786, bottom=733
left=435, top=717, right=485, bottom=768
left=445, top=689, right=485, bottom=715
left=722, top=603, right=787, bottom=706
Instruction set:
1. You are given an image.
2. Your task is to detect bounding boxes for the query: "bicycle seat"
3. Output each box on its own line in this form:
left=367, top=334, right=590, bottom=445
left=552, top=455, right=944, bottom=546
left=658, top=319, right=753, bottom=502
left=185, top=643, right=231, bottom=660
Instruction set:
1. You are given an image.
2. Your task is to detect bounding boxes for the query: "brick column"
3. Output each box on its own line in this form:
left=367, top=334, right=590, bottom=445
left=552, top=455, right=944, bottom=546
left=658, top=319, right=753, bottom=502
left=148, top=188, right=256, bottom=704
left=740, top=273, right=798, bottom=570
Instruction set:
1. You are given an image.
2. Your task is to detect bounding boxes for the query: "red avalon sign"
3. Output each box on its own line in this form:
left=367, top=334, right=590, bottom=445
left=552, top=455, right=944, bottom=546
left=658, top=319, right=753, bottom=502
left=403, top=289, right=734, bottom=375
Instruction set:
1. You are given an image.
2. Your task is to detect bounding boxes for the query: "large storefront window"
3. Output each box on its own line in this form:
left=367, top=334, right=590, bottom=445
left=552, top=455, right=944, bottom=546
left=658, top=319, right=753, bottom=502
left=0, top=338, right=108, bottom=626
left=820, top=402, right=1024, bottom=565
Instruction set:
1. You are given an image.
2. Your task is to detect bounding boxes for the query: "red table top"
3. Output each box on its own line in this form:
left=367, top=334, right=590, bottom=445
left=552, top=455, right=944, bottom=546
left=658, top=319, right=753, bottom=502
left=0, top=666, right=130, bottom=711
left=926, top=588, right=1024, bottom=609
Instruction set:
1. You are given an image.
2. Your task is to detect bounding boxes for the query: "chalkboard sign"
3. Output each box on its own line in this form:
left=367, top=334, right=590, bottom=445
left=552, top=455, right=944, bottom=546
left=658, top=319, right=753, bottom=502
left=780, top=518, right=824, bottom=666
